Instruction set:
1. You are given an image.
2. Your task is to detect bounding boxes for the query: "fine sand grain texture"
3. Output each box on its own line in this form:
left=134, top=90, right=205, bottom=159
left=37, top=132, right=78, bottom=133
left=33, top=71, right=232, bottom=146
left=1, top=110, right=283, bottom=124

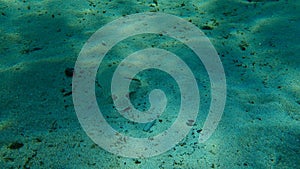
left=0, top=0, right=299, bottom=168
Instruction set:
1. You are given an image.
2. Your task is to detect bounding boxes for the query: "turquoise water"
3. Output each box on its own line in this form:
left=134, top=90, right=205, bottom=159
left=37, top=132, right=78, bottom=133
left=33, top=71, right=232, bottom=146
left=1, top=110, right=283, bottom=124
left=0, top=0, right=299, bottom=168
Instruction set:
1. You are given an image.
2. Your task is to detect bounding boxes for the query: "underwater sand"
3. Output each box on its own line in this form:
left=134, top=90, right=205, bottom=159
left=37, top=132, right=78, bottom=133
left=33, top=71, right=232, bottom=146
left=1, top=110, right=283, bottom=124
left=0, top=0, right=299, bottom=168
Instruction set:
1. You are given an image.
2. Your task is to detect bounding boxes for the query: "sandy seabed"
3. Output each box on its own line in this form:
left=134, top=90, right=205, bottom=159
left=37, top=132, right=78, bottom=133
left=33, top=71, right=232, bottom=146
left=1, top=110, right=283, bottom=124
left=0, top=0, right=299, bottom=168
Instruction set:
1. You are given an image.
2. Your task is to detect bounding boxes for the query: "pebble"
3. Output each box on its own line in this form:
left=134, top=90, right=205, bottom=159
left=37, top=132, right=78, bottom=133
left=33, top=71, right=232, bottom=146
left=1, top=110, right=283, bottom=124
left=65, top=68, right=74, bottom=77
left=8, top=142, right=24, bottom=149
